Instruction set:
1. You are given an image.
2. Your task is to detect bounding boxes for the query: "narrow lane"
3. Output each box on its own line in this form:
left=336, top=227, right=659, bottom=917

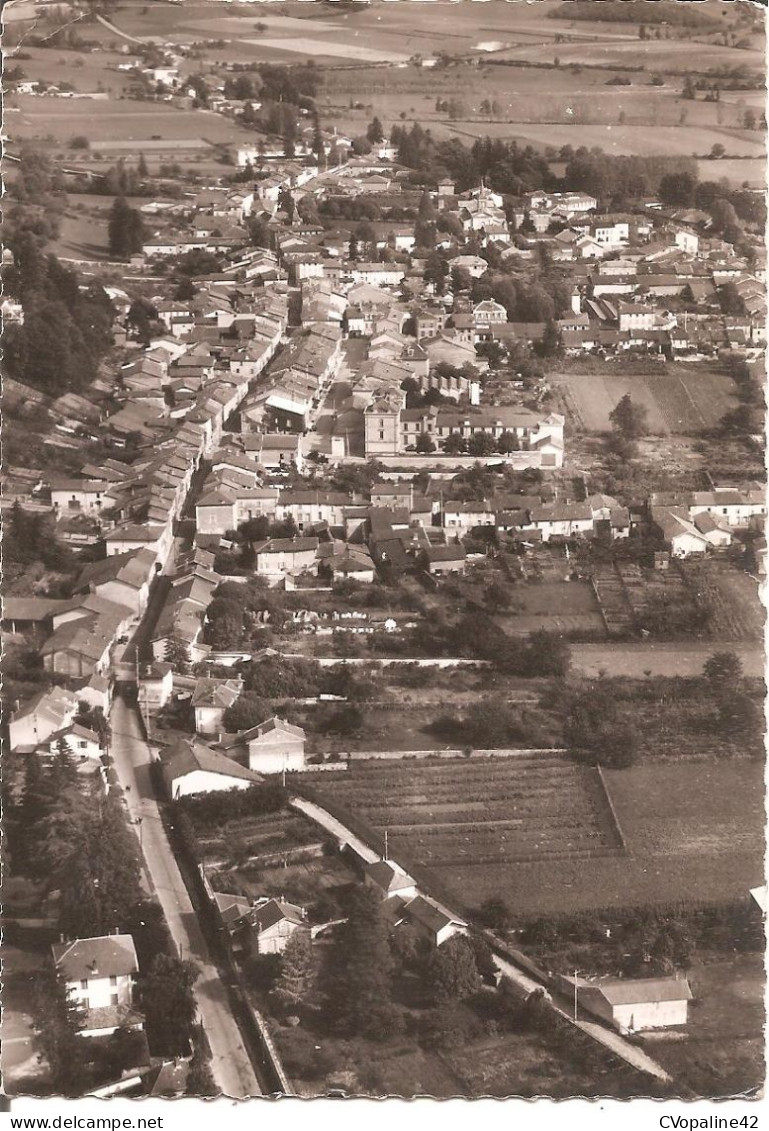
left=110, top=697, right=262, bottom=1098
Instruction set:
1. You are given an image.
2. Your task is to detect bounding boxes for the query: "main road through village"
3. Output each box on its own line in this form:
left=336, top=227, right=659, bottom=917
left=109, top=697, right=263, bottom=1098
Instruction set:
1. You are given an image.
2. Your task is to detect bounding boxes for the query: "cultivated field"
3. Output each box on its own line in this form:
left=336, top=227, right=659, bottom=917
left=680, top=562, right=764, bottom=642
left=497, top=37, right=764, bottom=75
left=300, top=755, right=623, bottom=869
left=7, top=95, right=247, bottom=147
left=440, top=121, right=765, bottom=159
left=193, top=807, right=322, bottom=868
left=500, top=579, right=606, bottom=638
left=552, top=370, right=736, bottom=435
left=430, top=757, right=763, bottom=919
left=570, top=641, right=765, bottom=679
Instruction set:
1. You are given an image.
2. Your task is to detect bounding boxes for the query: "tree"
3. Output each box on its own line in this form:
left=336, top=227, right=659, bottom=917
left=366, top=116, right=384, bottom=144
left=424, top=250, right=449, bottom=294
left=659, top=171, right=696, bottom=207
left=326, top=885, right=393, bottom=1036
left=137, top=152, right=149, bottom=178
left=108, top=195, right=145, bottom=259
left=467, top=433, right=497, bottom=457
left=565, top=683, right=638, bottom=770
left=415, top=432, right=436, bottom=454
left=703, top=650, right=743, bottom=688
left=718, top=282, right=747, bottom=316
left=717, top=691, right=762, bottom=743
left=139, top=954, right=200, bottom=1056
left=164, top=635, right=190, bottom=672
left=272, top=932, right=314, bottom=1014
left=31, top=966, right=89, bottom=1096
left=221, top=694, right=269, bottom=733
left=478, top=897, right=513, bottom=931
left=126, top=296, right=159, bottom=346
left=443, top=433, right=467, bottom=455
left=186, top=1040, right=218, bottom=1096
left=246, top=214, right=270, bottom=249
left=324, top=703, right=364, bottom=734
left=609, top=394, right=648, bottom=440
left=539, top=319, right=561, bottom=358
left=682, top=75, right=697, bottom=100
left=415, top=190, right=438, bottom=250
left=496, top=431, right=519, bottom=455
left=277, top=186, right=295, bottom=223
left=426, top=936, right=481, bottom=1004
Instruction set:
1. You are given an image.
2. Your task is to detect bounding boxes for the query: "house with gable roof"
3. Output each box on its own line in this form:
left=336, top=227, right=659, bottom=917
left=364, top=859, right=418, bottom=902
left=403, top=894, right=468, bottom=948
left=9, top=686, right=79, bottom=752
left=244, top=898, right=310, bottom=956
left=564, top=974, right=693, bottom=1034
left=159, top=738, right=264, bottom=798
left=192, top=677, right=243, bottom=735
left=52, top=934, right=142, bottom=1038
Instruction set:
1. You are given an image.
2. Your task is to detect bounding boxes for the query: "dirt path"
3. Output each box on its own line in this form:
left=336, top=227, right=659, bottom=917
left=94, top=12, right=149, bottom=44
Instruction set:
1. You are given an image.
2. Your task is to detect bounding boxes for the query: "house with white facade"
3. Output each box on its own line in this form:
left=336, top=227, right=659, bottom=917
left=52, top=935, right=141, bottom=1038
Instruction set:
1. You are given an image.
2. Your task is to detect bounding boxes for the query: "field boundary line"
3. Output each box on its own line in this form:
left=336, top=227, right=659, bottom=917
left=595, top=765, right=631, bottom=856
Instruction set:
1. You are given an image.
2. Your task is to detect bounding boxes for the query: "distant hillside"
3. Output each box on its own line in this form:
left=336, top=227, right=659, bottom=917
left=548, top=1, right=721, bottom=32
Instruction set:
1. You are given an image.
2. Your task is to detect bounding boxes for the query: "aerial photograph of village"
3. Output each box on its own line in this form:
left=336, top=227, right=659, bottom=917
left=0, top=0, right=765, bottom=1105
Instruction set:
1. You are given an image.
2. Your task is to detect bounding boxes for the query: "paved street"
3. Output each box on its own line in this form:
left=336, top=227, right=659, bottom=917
left=110, top=697, right=262, bottom=1098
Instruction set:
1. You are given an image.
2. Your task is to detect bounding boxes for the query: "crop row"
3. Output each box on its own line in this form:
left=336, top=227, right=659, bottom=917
left=358, top=797, right=600, bottom=825
left=330, top=792, right=593, bottom=818
left=389, top=818, right=608, bottom=844
left=333, top=759, right=577, bottom=784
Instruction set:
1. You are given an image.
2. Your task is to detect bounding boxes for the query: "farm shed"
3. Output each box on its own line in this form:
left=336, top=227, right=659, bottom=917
left=566, top=974, right=693, bottom=1035
left=403, top=894, right=468, bottom=948
left=160, top=739, right=263, bottom=799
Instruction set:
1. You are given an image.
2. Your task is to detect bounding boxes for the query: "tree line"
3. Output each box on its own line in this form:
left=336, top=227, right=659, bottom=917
left=5, top=748, right=203, bottom=1094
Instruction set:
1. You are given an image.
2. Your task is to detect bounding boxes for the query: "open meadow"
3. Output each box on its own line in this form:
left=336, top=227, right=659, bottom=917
left=551, top=369, right=736, bottom=435
left=421, top=757, right=764, bottom=920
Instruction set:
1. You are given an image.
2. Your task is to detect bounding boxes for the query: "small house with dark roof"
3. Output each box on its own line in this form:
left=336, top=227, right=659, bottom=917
left=403, top=894, right=468, bottom=947
left=52, top=934, right=141, bottom=1038
left=364, top=859, right=417, bottom=901
left=423, top=544, right=467, bottom=576
left=212, top=891, right=253, bottom=932
left=192, top=677, right=243, bottom=735
left=244, top=898, right=309, bottom=956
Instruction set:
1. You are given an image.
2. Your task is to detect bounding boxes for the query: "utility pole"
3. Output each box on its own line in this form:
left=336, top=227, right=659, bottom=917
left=573, top=971, right=579, bottom=1021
